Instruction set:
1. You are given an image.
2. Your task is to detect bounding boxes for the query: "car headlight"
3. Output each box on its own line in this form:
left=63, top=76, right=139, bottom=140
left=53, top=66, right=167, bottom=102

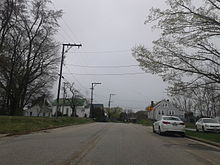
left=204, top=124, right=209, bottom=127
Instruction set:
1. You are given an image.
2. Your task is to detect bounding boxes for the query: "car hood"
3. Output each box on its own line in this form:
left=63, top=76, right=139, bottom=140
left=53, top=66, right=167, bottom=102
left=204, top=123, right=220, bottom=126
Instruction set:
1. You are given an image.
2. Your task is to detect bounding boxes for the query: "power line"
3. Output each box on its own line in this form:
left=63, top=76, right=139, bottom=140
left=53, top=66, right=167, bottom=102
left=63, top=72, right=146, bottom=76
left=70, top=50, right=131, bottom=54
left=65, top=64, right=139, bottom=68
left=63, top=76, right=87, bottom=99
left=51, top=2, right=80, bottom=42
left=64, top=65, right=89, bottom=94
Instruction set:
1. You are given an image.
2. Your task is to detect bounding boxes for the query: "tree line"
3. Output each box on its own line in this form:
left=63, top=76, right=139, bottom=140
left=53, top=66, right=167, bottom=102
left=0, top=0, right=62, bottom=115
left=133, top=0, right=220, bottom=117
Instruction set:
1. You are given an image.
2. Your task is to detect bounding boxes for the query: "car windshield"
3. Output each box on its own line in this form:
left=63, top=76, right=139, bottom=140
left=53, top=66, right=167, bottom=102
left=163, top=117, right=180, bottom=121
left=203, top=119, right=218, bottom=123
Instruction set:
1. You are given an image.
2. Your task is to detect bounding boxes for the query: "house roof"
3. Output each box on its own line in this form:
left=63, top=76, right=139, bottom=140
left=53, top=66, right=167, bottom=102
left=92, top=104, right=104, bottom=108
left=31, top=96, right=52, bottom=107
left=52, top=98, right=88, bottom=107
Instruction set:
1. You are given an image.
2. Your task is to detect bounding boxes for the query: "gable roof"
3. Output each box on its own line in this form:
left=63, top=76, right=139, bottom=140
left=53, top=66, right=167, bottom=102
left=31, top=96, right=52, bottom=107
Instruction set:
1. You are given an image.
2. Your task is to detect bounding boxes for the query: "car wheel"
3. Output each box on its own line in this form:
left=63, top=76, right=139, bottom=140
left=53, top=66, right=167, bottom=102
left=202, top=126, right=206, bottom=133
left=152, top=125, right=156, bottom=133
left=159, top=127, right=163, bottom=135
left=196, top=126, right=199, bottom=132
left=181, top=133, right=185, bottom=137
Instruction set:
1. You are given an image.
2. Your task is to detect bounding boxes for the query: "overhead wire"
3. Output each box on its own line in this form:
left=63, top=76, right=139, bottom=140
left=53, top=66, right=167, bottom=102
left=51, top=2, right=91, bottom=99
left=65, top=64, right=139, bottom=68
left=51, top=2, right=147, bottom=108
left=69, top=50, right=131, bottom=54
left=62, top=76, right=87, bottom=98
left=51, top=2, right=80, bottom=43
left=63, top=72, right=146, bottom=76
left=64, top=65, right=90, bottom=96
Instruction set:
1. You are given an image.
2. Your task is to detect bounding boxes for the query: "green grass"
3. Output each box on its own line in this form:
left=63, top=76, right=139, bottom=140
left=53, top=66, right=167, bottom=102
left=186, top=130, right=220, bottom=143
left=185, top=122, right=196, bottom=129
left=137, top=119, right=153, bottom=126
left=0, top=116, right=93, bottom=135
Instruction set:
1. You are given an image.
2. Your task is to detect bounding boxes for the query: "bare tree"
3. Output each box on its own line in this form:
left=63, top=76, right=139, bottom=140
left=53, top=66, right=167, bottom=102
left=0, top=0, right=62, bottom=115
left=169, top=80, right=220, bottom=117
left=66, top=83, right=80, bottom=117
left=132, top=0, right=220, bottom=89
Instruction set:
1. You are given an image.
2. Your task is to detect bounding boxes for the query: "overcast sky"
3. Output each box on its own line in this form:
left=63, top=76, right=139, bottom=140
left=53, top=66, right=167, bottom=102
left=52, top=0, right=169, bottom=111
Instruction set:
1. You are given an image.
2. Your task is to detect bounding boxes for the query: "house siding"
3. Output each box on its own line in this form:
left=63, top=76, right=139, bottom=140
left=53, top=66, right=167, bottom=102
left=148, top=100, right=184, bottom=120
left=52, top=106, right=90, bottom=117
left=25, top=105, right=52, bottom=117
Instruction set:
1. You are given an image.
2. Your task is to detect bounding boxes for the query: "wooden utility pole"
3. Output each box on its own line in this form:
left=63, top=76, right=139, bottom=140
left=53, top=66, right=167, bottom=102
left=56, top=43, right=82, bottom=117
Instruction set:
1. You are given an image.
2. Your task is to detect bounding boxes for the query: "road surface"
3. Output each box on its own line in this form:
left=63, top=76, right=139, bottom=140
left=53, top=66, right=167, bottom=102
left=0, top=123, right=220, bottom=165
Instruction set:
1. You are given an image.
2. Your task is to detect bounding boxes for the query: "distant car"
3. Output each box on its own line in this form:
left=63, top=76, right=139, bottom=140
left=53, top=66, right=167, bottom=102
left=195, top=118, right=220, bottom=133
left=153, top=116, right=185, bottom=136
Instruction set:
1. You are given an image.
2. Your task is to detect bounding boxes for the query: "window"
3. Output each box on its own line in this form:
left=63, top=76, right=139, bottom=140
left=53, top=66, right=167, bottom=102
left=30, top=112, right=32, bottom=116
left=158, top=111, right=161, bottom=115
left=162, top=111, right=164, bottom=115
left=169, top=111, right=171, bottom=115
left=172, top=111, right=175, bottom=115
left=163, top=116, right=180, bottom=121
left=203, top=119, right=218, bottom=123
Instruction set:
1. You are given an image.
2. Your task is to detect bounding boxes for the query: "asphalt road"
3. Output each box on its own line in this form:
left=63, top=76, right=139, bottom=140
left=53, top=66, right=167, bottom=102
left=0, top=123, right=220, bottom=165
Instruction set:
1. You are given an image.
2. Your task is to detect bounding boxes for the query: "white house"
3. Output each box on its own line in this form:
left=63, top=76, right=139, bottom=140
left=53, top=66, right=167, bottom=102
left=147, top=99, right=184, bottom=121
left=52, top=98, right=90, bottom=117
left=25, top=104, right=52, bottom=117
left=24, top=96, right=52, bottom=117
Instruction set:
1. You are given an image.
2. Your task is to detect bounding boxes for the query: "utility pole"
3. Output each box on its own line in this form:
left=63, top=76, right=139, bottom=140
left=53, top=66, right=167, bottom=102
left=90, top=82, right=101, bottom=118
left=108, top=93, right=116, bottom=109
left=61, top=82, right=68, bottom=116
left=56, top=43, right=82, bottom=118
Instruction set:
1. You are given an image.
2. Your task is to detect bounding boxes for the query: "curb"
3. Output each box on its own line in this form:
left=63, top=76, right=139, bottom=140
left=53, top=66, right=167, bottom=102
left=186, top=135, right=220, bottom=148
left=0, top=122, right=94, bottom=138
left=0, top=134, right=8, bottom=138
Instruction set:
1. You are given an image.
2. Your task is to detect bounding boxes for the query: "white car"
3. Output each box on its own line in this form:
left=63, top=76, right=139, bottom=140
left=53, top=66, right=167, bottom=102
left=195, top=118, right=220, bottom=133
left=153, top=116, right=185, bottom=136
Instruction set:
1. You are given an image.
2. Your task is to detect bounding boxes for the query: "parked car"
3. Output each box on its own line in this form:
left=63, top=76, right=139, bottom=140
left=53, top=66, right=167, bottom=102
left=153, top=116, right=185, bottom=136
left=195, top=118, right=220, bottom=133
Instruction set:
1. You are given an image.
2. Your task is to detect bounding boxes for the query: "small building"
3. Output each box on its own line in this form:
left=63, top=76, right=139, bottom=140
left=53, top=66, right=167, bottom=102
left=52, top=98, right=90, bottom=117
left=24, top=96, right=52, bottom=117
left=147, top=99, right=184, bottom=121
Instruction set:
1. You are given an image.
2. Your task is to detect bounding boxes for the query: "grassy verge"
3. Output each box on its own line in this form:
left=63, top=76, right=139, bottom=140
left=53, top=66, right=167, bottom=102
left=137, top=119, right=153, bottom=126
left=185, top=122, right=196, bottom=129
left=0, top=116, right=93, bottom=135
left=186, top=130, right=220, bottom=143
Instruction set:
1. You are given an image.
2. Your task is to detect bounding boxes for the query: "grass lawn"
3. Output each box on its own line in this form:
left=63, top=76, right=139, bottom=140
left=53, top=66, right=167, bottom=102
left=137, top=119, right=153, bottom=126
left=185, top=122, right=196, bottom=129
left=186, top=130, right=220, bottom=143
left=0, top=116, right=93, bottom=135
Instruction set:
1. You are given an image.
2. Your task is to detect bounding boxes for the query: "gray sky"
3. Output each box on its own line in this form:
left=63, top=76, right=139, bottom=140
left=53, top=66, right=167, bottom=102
left=52, top=0, right=168, bottom=111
